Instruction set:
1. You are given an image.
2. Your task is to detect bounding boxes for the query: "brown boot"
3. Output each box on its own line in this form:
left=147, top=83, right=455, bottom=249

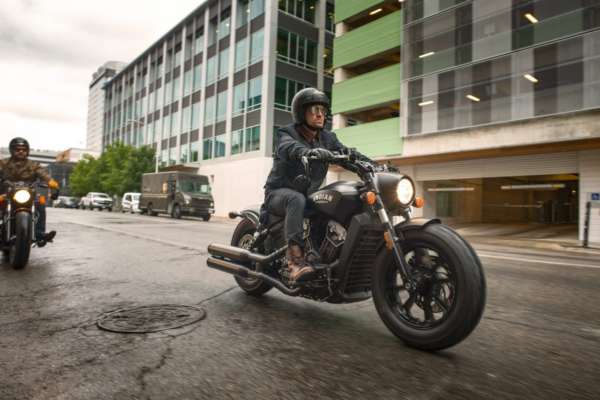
left=286, top=244, right=315, bottom=283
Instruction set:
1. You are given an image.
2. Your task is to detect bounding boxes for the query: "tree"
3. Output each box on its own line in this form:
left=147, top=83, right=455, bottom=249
left=69, top=143, right=155, bottom=197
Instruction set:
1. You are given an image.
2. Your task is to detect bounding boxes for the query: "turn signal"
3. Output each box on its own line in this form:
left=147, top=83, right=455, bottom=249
left=361, top=191, right=377, bottom=206
left=39, top=195, right=47, bottom=206
left=414, top=197, right=425, bottom=208
left=383, top=231, right=394, bottom=250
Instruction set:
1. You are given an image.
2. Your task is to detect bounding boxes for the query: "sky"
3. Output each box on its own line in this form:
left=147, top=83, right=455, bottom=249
left=0, top=0, right=205, bottom=151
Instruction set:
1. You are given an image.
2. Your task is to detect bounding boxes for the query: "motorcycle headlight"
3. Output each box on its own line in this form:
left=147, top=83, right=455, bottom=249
left=13, top=189, right=31, bottom=204
left=396, top=178, right=415, bottom=207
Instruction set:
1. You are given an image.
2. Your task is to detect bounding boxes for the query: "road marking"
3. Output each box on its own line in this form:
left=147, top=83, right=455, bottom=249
left=478, top=252, right=600, bottom=270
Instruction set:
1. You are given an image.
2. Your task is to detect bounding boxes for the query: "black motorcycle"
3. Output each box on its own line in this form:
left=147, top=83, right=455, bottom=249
left=207, top=153, right=486, bottom=351
left=0, top=180, right=57, bottom=269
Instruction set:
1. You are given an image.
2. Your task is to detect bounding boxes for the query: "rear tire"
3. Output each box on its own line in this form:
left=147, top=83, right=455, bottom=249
left=147, top=203, right=157, bottom=216
left=372, top=223, right=486, bottom=351
left=202, top=214, right=211, bottom=222
left=172, top=204, right=182, bottom=219
left=10, top=212, right=32, bottom=270
left=232, top=218, right=272, bottom=296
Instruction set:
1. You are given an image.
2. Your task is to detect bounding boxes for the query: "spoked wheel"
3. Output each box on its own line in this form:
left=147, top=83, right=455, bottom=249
left=232, top=218, right=272, bottom=296
left=372, top=223, right=486, bottom=351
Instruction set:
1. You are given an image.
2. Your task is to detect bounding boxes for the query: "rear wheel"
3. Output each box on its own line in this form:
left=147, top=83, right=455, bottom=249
left=232, top=218, right=272, bottom=296
left=147, top=203, right=157, bottom=216
left=10, top=212, right=32, bottom=270
left=372, top=223, right=486, bottom=351
left=172, top=204, right=182, bottom=219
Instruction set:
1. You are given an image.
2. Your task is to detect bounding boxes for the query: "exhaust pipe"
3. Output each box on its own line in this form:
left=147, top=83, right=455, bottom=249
left=207, top=256, right=300, bottom=296
left=208, top=243, right=286, bottom=265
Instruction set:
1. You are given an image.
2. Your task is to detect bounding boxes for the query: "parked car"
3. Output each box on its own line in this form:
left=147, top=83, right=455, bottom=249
left=53, top=196, right=80, bottom=209
left=139, top=172, right=214, bottom=220
left=80, top=192, right=113, bottom=211
left=121, top=192, right=141, bottom=213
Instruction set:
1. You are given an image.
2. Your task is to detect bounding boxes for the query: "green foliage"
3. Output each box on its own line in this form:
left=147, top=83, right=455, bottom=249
left=69, top=143, right=155, bottom=197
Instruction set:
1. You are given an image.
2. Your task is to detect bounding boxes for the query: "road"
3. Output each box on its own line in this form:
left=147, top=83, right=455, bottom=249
left=1, top=208, right=599, bottom=399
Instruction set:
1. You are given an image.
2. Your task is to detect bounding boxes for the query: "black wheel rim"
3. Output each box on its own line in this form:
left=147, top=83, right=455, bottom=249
left=238, top=233, right=260, bottom=286
left=384, top=243, right=457, bottom=330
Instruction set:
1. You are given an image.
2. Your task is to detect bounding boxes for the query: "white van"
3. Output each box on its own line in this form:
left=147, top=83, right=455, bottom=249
left=121, top=192, right=141, bottom=213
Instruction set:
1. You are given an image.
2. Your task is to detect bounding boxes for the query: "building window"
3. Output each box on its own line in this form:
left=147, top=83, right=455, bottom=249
left=194, top=32, right=204, bottom=55
left=172, top=76, right=180, bottom=101
left=278, top=0, right=316, bottom=24
left=215, top=134, right=226, bottom=158
left=190, top=141, right=199, bottom=162
left=231, top=129, right=243, bottom=154
left=163, top=114, right=171, bottom=138
left=208, top=17, right=218, bottom=46
left=250, top=29, right=264, bottom=65
left=173, top=47, right=182, bottom=69
left=183, top=70, right=192, bottom=96
left=247, top=76, right=262, bottom=112
left=203, top=137, right=213, bottom=160
left=235, top=37, right=248, bottom=71
left=233, top=82, right=246, bottom=115
left=164, top=81, right=173, bottom=105
left=277, top=29, right=317, bottom=70
left=274, top=76, right=307, bottom=111
left=326, top=3, right=335, bottom=32
left=182, top=105, right=191, bottom=133
left=193, top=64, right=202, bottom=91
left=160, top=148, right=168, bottom=168
left=204, top=96, right=216, bottom=126
left=218, top=9, right=231, bottom=41
left=191, top=103, right=200, bottom=130
left=244, top=126, right=260, bottom=152
left=218, top=47, right=229, bottom=80
left=170, top=110, right=179, bottom=137
left=324, top=47, right=333, bottom=76
left=206, top=56, right=217, bottom=85
left=216, top=91, right=228, bottom=122
left=180, top=144, right=189, bottom=163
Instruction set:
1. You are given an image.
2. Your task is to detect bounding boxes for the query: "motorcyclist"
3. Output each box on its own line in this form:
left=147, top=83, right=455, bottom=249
left=0, top=137, right=59, bottom=247
left=263, top=88, right=373, bottom=283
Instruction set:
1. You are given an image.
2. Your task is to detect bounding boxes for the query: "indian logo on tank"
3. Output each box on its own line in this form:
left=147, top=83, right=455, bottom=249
left=312, top=192, right=334, bottom=204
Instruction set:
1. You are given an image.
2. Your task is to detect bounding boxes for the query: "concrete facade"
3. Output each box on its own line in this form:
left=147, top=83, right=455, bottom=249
left=87, top=62, right=126, bottom=153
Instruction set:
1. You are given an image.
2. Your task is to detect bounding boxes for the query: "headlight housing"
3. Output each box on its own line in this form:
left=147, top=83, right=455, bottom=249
left=183, top=194, right=191, bottom=204
left=396, top=178, right=415, bottom=207
left=13, top=189, right=32, bottom=204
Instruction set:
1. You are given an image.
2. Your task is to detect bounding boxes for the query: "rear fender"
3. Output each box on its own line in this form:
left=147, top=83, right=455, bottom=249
left=229, top=208, right=260, bottom=226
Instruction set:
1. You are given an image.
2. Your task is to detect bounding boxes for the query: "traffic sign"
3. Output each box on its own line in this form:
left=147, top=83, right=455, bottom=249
left=591, top=192, right=600, bottom=202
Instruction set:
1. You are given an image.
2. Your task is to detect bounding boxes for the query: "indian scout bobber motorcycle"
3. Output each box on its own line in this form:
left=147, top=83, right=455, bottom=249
left=0, top=180, right=56, bottom=269
left=207, top=153, right=486, bottom=351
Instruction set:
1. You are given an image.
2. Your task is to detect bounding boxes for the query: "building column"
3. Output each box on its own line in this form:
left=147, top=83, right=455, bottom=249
left=579, top=149, right=600, bottom=246
left=261, top=0, right=279, bottom=157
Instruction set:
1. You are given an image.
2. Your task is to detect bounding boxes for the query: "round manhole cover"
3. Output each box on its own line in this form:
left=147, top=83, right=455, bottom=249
left=97, top=305, right=206, bottom=333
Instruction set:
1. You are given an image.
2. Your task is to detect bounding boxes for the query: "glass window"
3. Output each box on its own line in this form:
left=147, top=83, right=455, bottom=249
left=204, top=96, right=216, bottom=125
left=184, top=70, right=192, bottom=96
left=163, top=114, right=171, bottom=138
left=191, top=103, right=200, bottom=130
left=237, top=0, right=250, bottom=28
left=170, top=110, right=179, bottom=136
left=247, top=76, right=262, bottom=111
left=251, top=0, right=264, bottom=19
left=275, top=77, right=287, bottom=109
left=245, top=126, right=260, bottom=152
left=206, top=56, right=217, bottom=85
left=279, top=0, right=315, bottom=24
left=193, top=64, right=202, bottom=91
left=160, top=148, right=168, bottom=168
left=172, top=76, right=180, bottom=101
left=218, top=10, right=231, bottom=41
left=231, top=129, right=243, bottom=154
left=233, top=82, right=246, bottom=115
left=194, top=34, right=204, bottom=55
left=326, top=3, right=335, bottom=32
left=277, top=29, right=288, bottom=58
left=190, top=141, right=199, bottom=162
left=180, top=143, right=189, bottom=163
left=208, top=18, right=218, bottom=46
left=250, top=29, right=264, bottom=64
left=216, top=91, right=228, bottom=122
left=156, top=86, right=163, bottom=109
left=164, top=81, right=173, bottom=105
left=182, top=105, right=191, bottom=133
left=215, top=134, right=226, bottom=158
left=235, top=37, right=248, bottom=71
left=218, top=47, right=229, bottom=79
left=203, top=137, right=213, bottom=160
left=277, top=29, right=316, bottom=70
left=174, top=48, right=182, bottom=68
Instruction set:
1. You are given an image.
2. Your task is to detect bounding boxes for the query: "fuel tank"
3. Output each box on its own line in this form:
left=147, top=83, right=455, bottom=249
left=308, top=181, right=364, bottom=225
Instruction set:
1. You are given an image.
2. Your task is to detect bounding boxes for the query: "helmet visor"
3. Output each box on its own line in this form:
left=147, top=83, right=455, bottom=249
left=307, top=104, right=328, bottom=116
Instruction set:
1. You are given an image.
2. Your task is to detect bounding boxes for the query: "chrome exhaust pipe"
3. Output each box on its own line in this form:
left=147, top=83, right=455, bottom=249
left=207, top=243, right=286, bottom=265
left=206, top=256, right=300, bottom=296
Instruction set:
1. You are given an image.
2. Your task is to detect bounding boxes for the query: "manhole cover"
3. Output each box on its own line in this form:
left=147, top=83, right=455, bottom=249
left=97, top=305, right=206, bottom=333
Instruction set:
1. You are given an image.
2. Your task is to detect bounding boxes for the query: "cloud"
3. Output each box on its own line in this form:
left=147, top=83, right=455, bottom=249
left=0, top=0, right=205, bottom=151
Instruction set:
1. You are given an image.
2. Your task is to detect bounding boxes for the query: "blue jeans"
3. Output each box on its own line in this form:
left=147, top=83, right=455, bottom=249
left=265, top=188, right=306, bottom=248
left=35, top=202, right=46, bottom=241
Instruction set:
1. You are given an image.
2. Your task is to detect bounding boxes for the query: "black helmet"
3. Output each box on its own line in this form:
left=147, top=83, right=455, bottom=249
left=291, top=88, right=330, bottom=125
left=9, top=137, right=30, bottom=157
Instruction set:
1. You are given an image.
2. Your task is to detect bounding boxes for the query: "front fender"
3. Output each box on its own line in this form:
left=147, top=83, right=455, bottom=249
left=395, top=218, right=441, bottom=235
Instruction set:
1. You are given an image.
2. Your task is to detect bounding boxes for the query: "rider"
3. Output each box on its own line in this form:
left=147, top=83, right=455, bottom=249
left=0, top=137, right=59, bottom=247
left=263, top=88, right=373, bottom=283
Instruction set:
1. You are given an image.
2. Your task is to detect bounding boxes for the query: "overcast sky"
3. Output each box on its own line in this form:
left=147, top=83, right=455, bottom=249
left=0, top=0, right=205, bottom=151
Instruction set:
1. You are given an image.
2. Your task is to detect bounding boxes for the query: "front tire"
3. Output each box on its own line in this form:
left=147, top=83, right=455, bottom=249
left=10, top=212, right=32, bottom=270
left=372, top=223, right=486, bottom=351
left=202, top=214, right=211, bottom=222
left=232, top=218, right=272, bottom=296
left=171, top=204, right=182, bottom=219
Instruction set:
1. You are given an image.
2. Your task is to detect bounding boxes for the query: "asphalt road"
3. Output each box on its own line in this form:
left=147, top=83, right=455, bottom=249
left=1, top=208, right=599, bottom=400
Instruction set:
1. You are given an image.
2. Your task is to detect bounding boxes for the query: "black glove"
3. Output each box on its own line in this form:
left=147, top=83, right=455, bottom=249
left=305, top=148, right=334, bottom=161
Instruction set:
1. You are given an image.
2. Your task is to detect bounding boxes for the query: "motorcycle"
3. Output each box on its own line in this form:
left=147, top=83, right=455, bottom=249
left=0, top=180, right=58, bottom=269
left=207, top=153, right=486, bottom=351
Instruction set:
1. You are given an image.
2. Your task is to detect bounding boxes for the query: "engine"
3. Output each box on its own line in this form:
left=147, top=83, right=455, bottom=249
left=319, top=221, right=347, bottom=264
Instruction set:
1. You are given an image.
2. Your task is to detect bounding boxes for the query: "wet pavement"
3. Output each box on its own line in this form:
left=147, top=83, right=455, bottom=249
left=1, top=209, right=599, bottom=399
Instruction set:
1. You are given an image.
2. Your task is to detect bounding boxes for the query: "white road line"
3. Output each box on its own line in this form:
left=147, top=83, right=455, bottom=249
left=478, top=252, right=600, bottom=270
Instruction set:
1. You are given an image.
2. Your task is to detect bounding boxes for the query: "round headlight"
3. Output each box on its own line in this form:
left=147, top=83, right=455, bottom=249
left=396, top=178, right=415, bottom=206
left=13, top=189, right=32, bottom=204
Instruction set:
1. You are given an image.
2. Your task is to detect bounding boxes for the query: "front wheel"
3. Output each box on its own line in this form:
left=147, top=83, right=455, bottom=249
left=232, top=218, right=272, bottom=296
left=10, top=212, right=32, bottom=270
left=171, top=204, right=182, bottom=219
left=372, top=223, right=486, bottom=351
left=202, top=214, right=211, bottom=222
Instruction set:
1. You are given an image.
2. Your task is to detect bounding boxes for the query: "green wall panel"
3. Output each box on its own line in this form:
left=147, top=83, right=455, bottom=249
left=332, top=63, right=401, bottom=115
left=335, top=0, right=383, bottom=23
left=334, top=10, right=402, bottom=69
left=335, top=118, right=402, bottom=159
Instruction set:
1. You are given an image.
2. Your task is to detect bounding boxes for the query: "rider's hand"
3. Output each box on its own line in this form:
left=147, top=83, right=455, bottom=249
left=48, top=179, right=59, bottom=190
left=306, top=148, right=334, bottom=161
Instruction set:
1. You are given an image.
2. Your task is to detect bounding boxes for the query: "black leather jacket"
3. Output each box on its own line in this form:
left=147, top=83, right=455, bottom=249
left=264, top=123, right=371, bottom=196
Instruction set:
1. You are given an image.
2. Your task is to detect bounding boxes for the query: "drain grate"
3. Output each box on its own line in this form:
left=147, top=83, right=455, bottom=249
left=97, top=305, right=206, bottom=333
